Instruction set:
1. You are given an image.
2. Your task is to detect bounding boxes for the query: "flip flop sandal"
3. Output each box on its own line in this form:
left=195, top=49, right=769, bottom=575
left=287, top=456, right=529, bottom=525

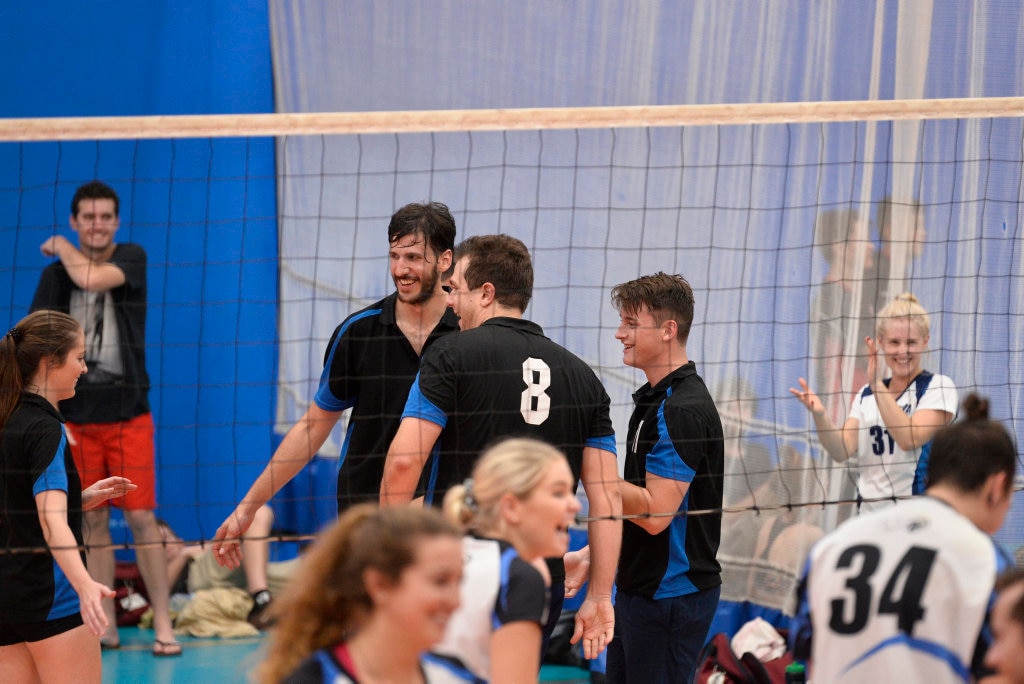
left=152, top=639, right=183, bottom=657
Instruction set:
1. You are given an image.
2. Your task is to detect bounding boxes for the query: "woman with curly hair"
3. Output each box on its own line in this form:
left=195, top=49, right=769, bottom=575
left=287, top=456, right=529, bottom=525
left=258, top=504, right=475, bottom=683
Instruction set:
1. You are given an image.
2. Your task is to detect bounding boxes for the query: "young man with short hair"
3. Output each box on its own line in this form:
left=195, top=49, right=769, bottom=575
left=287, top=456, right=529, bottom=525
left=31, top=180, right=179, bottom=655
left=605, top=271, right=724, bottom=683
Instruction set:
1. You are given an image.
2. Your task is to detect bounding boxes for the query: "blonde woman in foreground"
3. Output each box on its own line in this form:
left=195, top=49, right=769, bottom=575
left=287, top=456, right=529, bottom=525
left=435, top=437, right=581, bottom=683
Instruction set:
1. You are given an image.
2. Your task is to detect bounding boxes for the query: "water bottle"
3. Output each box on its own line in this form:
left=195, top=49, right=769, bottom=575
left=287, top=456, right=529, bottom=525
left=784, top=661, right=807, bottom=684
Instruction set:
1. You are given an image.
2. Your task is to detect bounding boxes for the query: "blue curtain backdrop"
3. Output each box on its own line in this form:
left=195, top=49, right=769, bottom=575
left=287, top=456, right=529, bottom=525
left=3, top=3, right=1024, bottom=622
left=267, top=0, right=1024, bottom=628
left=0, top=2, right=278, bottom=543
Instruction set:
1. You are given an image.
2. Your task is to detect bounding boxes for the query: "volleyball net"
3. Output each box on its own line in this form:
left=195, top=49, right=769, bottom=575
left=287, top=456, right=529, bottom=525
left=2, top=97, right=1023, bottom=614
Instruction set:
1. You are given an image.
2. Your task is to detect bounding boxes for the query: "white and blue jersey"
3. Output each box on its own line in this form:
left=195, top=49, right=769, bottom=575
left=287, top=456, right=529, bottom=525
left=791, top=495, right=1011, bottom=682
left=848, top=371, right=957, bottom=510
left=433, top=536, right=548, bottom=681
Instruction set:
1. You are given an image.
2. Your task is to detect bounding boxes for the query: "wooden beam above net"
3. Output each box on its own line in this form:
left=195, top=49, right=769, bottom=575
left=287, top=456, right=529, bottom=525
left=3, top=97, right=1024, bottom=141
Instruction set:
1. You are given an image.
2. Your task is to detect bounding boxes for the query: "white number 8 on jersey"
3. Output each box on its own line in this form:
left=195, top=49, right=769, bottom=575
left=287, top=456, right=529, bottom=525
left=521, top=357, right=551, bottom=425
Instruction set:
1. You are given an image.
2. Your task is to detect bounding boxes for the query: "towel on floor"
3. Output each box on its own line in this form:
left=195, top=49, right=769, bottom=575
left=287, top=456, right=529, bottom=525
left=174, top=587, right=259, bottom=638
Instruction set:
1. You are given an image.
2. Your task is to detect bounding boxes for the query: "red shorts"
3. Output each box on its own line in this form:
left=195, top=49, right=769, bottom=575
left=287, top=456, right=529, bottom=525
left=67, top=413, right=156, bottom=510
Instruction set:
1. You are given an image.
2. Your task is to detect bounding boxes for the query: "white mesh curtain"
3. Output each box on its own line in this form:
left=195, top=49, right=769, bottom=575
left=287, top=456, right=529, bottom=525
left=269, top=0, right=1024, bottom=616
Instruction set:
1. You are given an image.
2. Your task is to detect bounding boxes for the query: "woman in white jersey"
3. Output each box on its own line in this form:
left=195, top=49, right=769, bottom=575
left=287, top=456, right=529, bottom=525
left=437, top=438, right=581, bottom=683
left=791, top=293, right=958, bottom=510
left=790, top=393, right=1016, bottom=682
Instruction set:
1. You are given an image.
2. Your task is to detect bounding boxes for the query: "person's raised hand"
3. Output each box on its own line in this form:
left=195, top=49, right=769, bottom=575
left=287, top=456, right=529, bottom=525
left=789, top=377, right=825, bottom=417
left=865, top=336, right=885, bottom=392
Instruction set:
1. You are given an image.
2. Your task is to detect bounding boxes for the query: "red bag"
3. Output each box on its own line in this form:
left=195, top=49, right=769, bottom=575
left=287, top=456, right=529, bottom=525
left=693, top=632, right=794, bottom=684
left=113, top=561, right=150, bottom=626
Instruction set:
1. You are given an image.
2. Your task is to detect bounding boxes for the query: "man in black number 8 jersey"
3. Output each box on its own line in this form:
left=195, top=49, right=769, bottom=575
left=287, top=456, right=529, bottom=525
left=381, top=234, right=622, bottom=661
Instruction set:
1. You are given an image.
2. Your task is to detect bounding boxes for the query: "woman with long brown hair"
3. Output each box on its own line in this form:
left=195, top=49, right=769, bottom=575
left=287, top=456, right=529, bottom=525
left=0, top=310, right=135, bottom=683
left=258, top=504, right=475, bottom=683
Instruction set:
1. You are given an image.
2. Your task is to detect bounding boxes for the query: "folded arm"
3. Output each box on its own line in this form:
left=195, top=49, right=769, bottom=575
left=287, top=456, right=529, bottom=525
left=41, top=235, right=126, bottom=291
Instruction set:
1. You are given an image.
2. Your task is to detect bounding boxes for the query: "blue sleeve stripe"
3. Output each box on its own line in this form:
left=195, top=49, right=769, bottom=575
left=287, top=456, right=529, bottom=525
left=493, top=546, right=517, bottom=631
left=401, top=376, right=448, bottom=427
left=585, top=434, right=616, bottom=454
left=313, top=387, right=354, bottom=413
left=314, top=308, right=382, bottom=411
left=912, top=442, right=931, bottom=494
left=33, top=431, right=69, bottom=497
left=645, top=400, right=696, bottom=482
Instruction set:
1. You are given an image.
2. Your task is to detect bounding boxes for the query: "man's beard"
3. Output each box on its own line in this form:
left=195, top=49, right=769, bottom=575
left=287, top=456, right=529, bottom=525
left=396, top=266, right=440, bottom=305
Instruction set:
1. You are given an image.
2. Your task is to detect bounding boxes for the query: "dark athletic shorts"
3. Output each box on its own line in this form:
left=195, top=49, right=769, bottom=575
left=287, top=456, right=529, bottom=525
left=0, top=613, right=83, bottom=645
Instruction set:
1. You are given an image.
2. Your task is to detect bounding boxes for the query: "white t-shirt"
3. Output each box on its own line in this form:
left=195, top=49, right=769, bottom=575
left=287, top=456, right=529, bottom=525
left=70, top=289, right=122, bottom=377
left=848, top=372, right=957, bottom=510
left=792, top=496, right=1010, bottom=683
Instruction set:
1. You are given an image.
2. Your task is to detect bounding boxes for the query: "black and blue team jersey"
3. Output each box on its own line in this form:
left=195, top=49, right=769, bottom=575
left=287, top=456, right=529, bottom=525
left=402, top=317, right=616, bottom=499
left=314, top=293, right=459, bottom=511
left=617, top=362, right=724, bottom=600
left=0, top=393, right=84, bottom=624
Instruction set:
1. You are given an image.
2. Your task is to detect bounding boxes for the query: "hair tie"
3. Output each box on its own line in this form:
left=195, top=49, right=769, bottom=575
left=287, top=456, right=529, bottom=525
left=6, top=327, right=22, bottom=344
left=462, top=478, right=478, bottom=512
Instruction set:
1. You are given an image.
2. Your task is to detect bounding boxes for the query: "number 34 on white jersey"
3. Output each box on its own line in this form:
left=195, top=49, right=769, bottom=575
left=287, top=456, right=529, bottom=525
left=795, top=495, right=1009, bottom=683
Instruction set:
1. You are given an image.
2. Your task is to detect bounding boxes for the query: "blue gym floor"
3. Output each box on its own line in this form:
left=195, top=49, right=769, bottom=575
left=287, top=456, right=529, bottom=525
left=101, top=627, right=592, bottom=683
